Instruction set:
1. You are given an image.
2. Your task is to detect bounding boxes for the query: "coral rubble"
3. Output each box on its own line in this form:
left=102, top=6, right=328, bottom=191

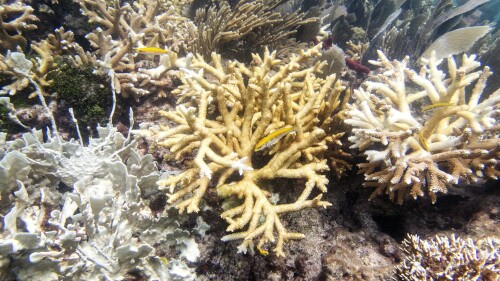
left=136, top=44, right=347, bottom=256
left=345, top=50, right=500, bottom=204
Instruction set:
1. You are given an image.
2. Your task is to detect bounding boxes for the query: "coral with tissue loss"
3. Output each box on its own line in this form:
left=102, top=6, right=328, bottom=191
left=345, top=50, right=500, bottom=204
left=138, top=44, right=347, bottom=256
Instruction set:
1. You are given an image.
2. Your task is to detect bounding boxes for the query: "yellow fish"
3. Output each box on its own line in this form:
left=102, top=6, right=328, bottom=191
left=254, top=126, right=296, bottom=152
left=419, top=131, right=430, bottom=151
left=421, top=102, right=454, bottom=112
left=257, top=245, right=269, bottom=256
left=134, top=47, right=168, bottom=55
left=159, top=256, right=169, bottom=266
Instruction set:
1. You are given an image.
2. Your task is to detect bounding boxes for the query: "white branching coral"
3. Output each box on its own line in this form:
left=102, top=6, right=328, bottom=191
left=345, top=50, right=500, bottom=203
left=137, top=44, right=347, bottom=256
left=396, top=234, right=499, bottom=280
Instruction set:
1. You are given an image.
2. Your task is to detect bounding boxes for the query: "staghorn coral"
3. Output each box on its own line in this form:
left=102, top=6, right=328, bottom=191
left=345, top=50, right=500, bottom=204
left=70, top=0, right=195, bottom=98
left=0, top=0, right=38, bottom=51
left=136, top=44, right=347, bottom=256
left=396, top=234, right=499, bottom=280
left=1, top=0, right=193, bottom=99
left=191, top=0, right=315, bottom=61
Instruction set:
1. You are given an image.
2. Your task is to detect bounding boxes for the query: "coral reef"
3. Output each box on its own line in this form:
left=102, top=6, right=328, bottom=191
left=0, top=28, right=85, bottom=98
left=135, top=44, right=347, bottom=256
left=1, top=0, right=194, bottom=100
left=345, top=50, right=500, bottom=204
left=1, top=0, right=499, bottom=278
left=396, top=234, right=499, bottom=280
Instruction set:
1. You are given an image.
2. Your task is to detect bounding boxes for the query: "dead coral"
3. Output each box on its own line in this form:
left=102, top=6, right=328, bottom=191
left=136, top=44, right=347, bottom=256
left=345, top=50, right=500, bottom=204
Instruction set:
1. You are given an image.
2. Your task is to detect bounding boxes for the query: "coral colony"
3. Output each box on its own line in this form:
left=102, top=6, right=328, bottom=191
left=1, top=0, right=499, bottom=280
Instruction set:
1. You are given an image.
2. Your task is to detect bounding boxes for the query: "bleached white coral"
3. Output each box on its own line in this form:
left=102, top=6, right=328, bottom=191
left=0, top=116, right=199, bottom=281
left=345, top=50, right=500, bottom=203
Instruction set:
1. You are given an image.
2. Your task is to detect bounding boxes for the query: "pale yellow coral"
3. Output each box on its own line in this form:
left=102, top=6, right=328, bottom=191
left=139, top=44, right=346, bottom=256
left=72, top=0, right=196, bottom=98
left=345, top=50, right=500, bottom=204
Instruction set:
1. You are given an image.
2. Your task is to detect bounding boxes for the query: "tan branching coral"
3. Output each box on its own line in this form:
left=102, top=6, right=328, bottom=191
left=0, top=0, right=38, bottom=51
left=192, top=0, right=315, bottom=60
left=396, top=234, right=499, bottom=280
left=345, top=51, right=500, bottom=204
left=138, top=44, right=346, bottom=256
left=0, top=28, right=87, bottom=97
left=73, top=0, right=195, bottom=98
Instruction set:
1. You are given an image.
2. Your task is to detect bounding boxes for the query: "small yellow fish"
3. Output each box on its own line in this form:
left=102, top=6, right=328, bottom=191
left=257, top=245, right=269, bottom=256
left=159, top=256, right=169, bottom=266
left=134, top=47, right=168, bottom=55
left=254, top=126, right=296, bottom=152
left=419, top=131, right=430, bottom=151
left=421, top=102, right=454, bottom=112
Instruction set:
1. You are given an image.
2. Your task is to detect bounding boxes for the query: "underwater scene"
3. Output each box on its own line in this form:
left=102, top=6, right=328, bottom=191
left=0, top=0, right=499, bottom=280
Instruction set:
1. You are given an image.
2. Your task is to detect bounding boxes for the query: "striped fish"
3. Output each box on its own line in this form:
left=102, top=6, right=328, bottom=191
left=254, top=126, right=296, bottom=152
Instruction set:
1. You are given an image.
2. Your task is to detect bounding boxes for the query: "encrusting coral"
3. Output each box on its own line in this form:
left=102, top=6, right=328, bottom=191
left=136, top=44, right=347, bottom=256
left=345, top=50, right=500, bottom=204
left=396, top=234, right=499, bottom=280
